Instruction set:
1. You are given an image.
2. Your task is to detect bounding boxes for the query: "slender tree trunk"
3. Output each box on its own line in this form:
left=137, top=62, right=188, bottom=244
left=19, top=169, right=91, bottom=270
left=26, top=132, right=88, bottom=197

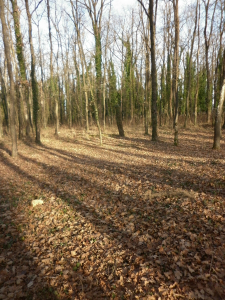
left=0, top=0, right=17, bottom=156
left=173, top=0, right=179, bottom=146
left=144, top=50, right=150, bottom=134
left=25, top=0, right=41, bottom=143
left=81, top=0, right=104, bottom=122
left=71, top=0, right=102, bottom=144
left=148, top=0, right=158, bottom=140
left=121, top=31, right=124, bottom=126
left=102, top=5, right=111, bottom=131
left=46, top=0, right=59, bottom=136
left=37, top=22, right=46, bottom=128
left=194, top=3, right=200, bottom=126
left=203, top=0, right=217, bottom=124
left=141, top=7, right=150, bottom=134
left=184, top=0, right=198, bottom=128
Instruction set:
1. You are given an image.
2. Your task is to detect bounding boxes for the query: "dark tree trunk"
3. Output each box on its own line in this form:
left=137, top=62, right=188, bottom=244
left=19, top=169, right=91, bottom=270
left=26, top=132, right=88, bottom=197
left=115, top=105, right=125, bottom=137
left=137, top=0, right=158, bottom=140
left=149, top=0, right=158, bottom=141
left=173, top=0, right=179, bottom=146
left=203, top=0, right=217, bottom=124
left=25, top=0, right=41, bottom=144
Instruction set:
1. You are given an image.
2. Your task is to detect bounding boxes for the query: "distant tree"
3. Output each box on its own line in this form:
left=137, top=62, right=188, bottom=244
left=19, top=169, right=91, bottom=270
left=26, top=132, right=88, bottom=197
left=79, top=0, right=110, bottom=121
left=70, top=0, right=102, bottom=145
left=108, top=61, right=124, bottom=136
left=198, top=67, right=207, bottom=113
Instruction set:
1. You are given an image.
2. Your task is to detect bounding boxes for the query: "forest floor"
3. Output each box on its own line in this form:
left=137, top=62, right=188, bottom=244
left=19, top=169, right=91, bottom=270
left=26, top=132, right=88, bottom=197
left=0, top=124, right=225, bottom=300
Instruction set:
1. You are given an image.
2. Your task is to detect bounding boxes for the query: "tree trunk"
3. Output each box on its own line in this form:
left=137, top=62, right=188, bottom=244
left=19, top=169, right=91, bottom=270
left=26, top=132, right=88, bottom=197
left=203, top=0, right=217, bottom=124
left=194, top=3, right=200, bottom=126
left=0, top=0, right=17, bottom=157
left=25, top=0, right=41, bottom=143
left=102, top=5, right=111, bottom=131
left=184, top=0, right=198, bottom=128
left=46, top=0, right=59, bottom=136
left=0, top=65, right=9, bottom=129
left=10, top=0, right=31, bottom=137
left=173, top=0, right=179, bottom=146
left=213, top=50, right=225, bottom=150
left=71, top=0, right=102, bottom=144
left=138, top=0, right=158, bottom=140
left=141, top=6, right=150, bottom=134
left=115, top=105, right=124, bottom=137
left=81, top=0, right=105, bottom=122
left=149, top=0, right=158, bottom=140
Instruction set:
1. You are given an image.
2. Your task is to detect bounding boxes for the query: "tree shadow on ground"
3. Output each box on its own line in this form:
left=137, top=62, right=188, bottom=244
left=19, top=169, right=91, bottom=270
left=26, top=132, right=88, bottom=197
left=0, top=138, right=225, bottom=299
left=18, top=140, right=225, bottom=199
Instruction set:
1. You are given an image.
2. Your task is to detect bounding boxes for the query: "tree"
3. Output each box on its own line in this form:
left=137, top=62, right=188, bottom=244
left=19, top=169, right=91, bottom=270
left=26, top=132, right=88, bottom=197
left=25, top=0, right=41, bottom=143
left=108, top=60, right=124, bottom=136
left=46, top=0, right=59, bottom=136
left=137, top=0, right=158, bottom=141
left=0, top=0, right=17, bottom=157
left=70, top=0, right=103, bottom=144
left=10, top=0, right=31, bottom=138
left=203, top=0, right=217, bottom=124
left=213, top=50, right=225, bottom=149
left=184, top=0, right=198, bottom=128
left=194, top=2, right=200, bottom=126
left=172, top=0, right=179, bottom=146
left=140, top=5, right=150, bottom=134
left=79, top=0, right=110, bottom=121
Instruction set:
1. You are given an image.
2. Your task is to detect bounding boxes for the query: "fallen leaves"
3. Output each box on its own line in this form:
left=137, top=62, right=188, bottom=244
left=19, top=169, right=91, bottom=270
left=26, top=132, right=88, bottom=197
left=0, top=126, right=225, bottom=299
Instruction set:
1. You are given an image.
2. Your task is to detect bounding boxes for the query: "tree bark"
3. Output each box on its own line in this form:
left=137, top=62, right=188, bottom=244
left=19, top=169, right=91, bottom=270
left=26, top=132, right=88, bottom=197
left=203, top=0, right=217, bottom=124
left=25, top=0, right=41, bottom=143
left=172, top=0, right=179, bottom=146
left=10, top=0, right=31, bottom=137
left=138, top=0, right=158, bottom=141
left=194, top=3, right=200, bottom=126
left=46, top=0, right=59, bottom=136
left=0, top=0, right=17, bottom=156
left=213, top=50, right=225, bottom=150
left=102, top=4, right=111, bottom=131
left=115, top=105, right=124, bottom=137
left=184, top=0, right=198, bottom=128
left=140, top=5, right=150, bottom=134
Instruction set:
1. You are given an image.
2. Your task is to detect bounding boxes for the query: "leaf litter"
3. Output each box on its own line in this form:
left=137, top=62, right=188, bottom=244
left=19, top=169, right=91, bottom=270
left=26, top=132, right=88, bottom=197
left=0, top=125, right=225, bottom=299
